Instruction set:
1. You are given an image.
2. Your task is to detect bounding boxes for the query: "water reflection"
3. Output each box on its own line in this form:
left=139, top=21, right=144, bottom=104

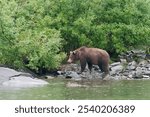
left=0, top=79, right=150, bottom=100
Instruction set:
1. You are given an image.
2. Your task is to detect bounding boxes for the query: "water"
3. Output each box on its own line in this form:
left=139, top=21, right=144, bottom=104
left=0, top=78, right=150, bottom=100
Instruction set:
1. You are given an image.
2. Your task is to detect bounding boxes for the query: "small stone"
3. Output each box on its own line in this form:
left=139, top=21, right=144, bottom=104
left=127, top=66, right=136, bottom=70
left=138, top=60, right=148, bottom=67
left=110, top=62, right=121, bottom=67
left=128, top=74, right=133, bottom=78
left=121, top=75, right=128, bottom=79
left=65, top=71, right=80, bottom=79
left=128, top=61, right=137, bottom=66
left=142, top=75, right=150, bottom=78
left=120, top=59, right=127, bottom=64
left=45, top=75, right=55, bottom=79
left=57, top=75, right=65, bottom=79
left=146, top=64, right=150, bottom=68
left=57, top=71, right=63, bottom=75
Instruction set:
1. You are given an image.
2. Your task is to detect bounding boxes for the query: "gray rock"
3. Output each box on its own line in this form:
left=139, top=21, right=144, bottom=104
left=120, top=59, right=127, bottom=64
left=127, top=61, right=137, bottom=70
left=146, top=64, right=150, bottom=68
left=0, top=67, right=21, bottom=83
left=57, top=71, right=64, bottom=75
left=130, top=50, right=145, bottom=54
left=135, top=67, right=143, bottom=78
left=65, top=71, right=80, bottom=79
left=110, top=65, right=123, bottom=75
left=138, top=60, right=148, bottom=67
left=110, top=62, right=121, bottom=67
left=122, top=71, right=130, bottom=76
left=142, top=75, right=150, bottom=79
left=129, top=61, right=137, bottom=66
left=110, top=74, right=127, bottom=80
left=144, top=71, right=150, bottom=75
left=2, top=76, right=48, bottom=88
left=0, top=67, right=48, bottom=88
left=128, top=71, right=136, bottom=78
left=127, top=65, right=136, bottom=70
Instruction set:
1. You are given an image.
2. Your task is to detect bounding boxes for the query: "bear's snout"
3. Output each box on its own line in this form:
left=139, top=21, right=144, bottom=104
left=67, top=58, right=72, bottom=63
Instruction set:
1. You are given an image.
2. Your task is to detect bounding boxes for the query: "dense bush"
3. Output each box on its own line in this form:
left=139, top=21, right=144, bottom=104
left=53, top=0, right=150, bottom=56
left=0, top=0, right=150, bottom=73
left=0, top=0, right=66, bottom=73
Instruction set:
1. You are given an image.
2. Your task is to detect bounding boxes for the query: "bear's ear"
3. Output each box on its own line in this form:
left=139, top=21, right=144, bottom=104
left=70, top=51, right=76, bottom=55
left=72, top=51, right=76, bottom=55
left=70, top=51, right=73, bottom=54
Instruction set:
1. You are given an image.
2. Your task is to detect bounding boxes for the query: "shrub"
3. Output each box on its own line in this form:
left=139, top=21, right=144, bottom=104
left=0, top=0, right=66, bottom=73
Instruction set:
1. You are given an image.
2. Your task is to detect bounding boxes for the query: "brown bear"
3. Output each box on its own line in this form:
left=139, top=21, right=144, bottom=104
left=67, top=46, right=110, bottom=79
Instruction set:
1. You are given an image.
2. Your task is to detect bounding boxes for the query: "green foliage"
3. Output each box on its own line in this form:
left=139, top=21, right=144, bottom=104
left=0, top=0, right=150, bottom=73
left=89, top=0, right=150, bottom=55
left=48, top=0, right=150, bottom=55
left=0, top=0, right=66, bottom=72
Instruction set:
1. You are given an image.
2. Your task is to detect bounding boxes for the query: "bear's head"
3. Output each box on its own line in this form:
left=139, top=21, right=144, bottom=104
left=67, top=51, right=79, bottom=63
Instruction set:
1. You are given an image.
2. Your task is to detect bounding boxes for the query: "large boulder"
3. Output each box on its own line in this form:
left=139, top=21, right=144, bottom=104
left=110, top=62, right=124, bottom=75
left=0, top=67, right=48, bottom=88
left=2, top=76, right=48, bottom=88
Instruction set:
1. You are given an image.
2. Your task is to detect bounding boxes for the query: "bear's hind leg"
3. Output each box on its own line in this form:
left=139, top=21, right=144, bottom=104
left=102, top=65, right=110, bottom=80
left=98, top=63, right=110, bottom=80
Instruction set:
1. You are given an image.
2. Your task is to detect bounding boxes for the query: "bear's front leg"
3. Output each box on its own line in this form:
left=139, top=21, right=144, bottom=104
left=80, top=59, right=86, bottom=73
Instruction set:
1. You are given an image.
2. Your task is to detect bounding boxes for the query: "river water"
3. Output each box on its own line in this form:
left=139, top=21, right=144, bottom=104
left=0, top=78, right=150, bottom=100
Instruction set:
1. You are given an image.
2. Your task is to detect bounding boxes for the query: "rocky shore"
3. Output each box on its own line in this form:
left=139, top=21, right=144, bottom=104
left=48, top=50, right=150, bottom=80
left=0, top=50, right=150, bottom=88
